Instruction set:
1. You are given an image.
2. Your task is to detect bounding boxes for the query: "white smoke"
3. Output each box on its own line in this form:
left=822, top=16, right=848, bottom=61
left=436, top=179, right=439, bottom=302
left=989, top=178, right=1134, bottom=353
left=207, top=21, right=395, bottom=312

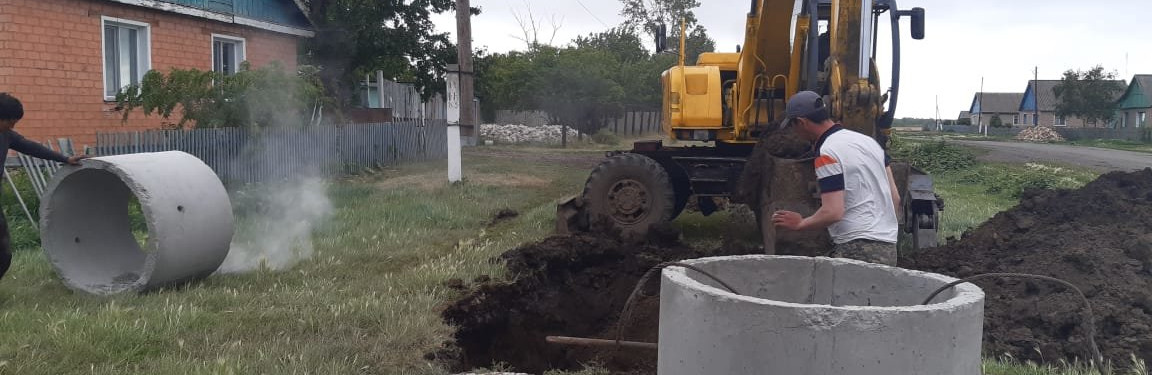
left=217, top=133, right=333, bottom=274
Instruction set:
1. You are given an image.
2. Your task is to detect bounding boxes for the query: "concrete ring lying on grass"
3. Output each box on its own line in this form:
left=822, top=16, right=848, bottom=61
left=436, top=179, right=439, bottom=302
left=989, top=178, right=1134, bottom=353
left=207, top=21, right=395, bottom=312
left=40, top=151, right=234, bottom=295
left=659, top=255, right=985, bottom=375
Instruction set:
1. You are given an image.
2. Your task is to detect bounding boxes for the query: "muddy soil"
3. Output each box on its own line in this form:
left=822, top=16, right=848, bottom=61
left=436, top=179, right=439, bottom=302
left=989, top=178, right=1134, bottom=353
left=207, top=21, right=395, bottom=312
left=902, top=168, right=1152, bottom=365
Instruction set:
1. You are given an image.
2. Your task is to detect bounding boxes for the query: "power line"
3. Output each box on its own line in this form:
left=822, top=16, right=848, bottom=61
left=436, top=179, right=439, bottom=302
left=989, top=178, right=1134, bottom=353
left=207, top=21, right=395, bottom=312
left=575, top=0, right=609, bottom=28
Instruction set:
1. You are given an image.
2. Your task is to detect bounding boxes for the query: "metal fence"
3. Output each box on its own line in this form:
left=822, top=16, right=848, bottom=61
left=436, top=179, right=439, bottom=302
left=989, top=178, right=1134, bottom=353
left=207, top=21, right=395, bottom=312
left=93, top=120, right=448, bottom=183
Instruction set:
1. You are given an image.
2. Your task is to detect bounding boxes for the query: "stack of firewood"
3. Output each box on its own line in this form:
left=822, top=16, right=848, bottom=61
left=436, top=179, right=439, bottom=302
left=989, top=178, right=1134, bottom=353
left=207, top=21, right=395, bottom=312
left=1015, top=126, right=1066, bottom=143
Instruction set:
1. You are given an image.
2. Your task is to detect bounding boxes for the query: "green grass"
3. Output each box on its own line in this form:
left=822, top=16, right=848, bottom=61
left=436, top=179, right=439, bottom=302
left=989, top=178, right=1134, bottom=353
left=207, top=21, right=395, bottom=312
left=0, top=149, right=595, bottom=375
left=1066, top=138, right=1152, bottom=153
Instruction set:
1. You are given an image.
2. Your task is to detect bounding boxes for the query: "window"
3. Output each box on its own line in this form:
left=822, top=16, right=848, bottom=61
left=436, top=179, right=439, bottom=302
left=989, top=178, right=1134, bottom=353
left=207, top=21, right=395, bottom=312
left=1140, top=112, right=1147, bottom=127
left=1121, top=114, right=1128, bottom=128
left=1054, top=115, right=1066, bottom=126
left=1013, top=115, right=1019, bottom=125
left=1023, top=114, right=1029, bottom=125
left=102, top=17, right=151, bottom=100
left=212, top=35, right=246, bottom=76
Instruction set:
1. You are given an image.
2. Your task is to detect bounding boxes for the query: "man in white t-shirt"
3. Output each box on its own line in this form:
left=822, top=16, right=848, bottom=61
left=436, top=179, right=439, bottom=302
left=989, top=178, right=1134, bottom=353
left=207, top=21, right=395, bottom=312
left=770, top=91, right=902, bottom=265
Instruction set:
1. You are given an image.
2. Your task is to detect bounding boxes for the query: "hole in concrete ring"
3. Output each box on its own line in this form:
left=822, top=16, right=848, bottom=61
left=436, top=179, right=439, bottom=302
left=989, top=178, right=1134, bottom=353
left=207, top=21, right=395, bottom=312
left=177, top=205, right=184, bottom=212
left=43, top=168, right=152, bottom=293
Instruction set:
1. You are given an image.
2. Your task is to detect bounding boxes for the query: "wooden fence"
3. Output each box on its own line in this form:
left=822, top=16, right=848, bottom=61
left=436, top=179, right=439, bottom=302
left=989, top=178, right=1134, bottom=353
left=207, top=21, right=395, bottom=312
left=605, top=111, right=663, bottom=136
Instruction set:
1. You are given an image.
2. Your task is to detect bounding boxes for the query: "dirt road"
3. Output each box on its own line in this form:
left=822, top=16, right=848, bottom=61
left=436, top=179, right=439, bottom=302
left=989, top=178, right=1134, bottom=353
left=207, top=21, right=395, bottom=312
left=954, top=140, right=1150, bottom=172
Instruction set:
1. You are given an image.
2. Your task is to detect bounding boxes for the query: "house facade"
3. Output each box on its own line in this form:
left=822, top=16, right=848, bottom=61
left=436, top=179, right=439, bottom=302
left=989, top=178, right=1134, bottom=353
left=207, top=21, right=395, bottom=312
left=968, top=92, right=1024, bottom=126
left=0, top=0, right=313, bottom=148
left=1017, top=80, right=1124, bottom=128
left=1115, top=75, right=1151, bottom=128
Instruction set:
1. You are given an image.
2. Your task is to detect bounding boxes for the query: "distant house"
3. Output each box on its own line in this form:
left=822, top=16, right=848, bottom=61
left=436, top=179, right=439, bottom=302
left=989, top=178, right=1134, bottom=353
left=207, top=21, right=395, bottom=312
left=1, top=0, right=314, bottom=147
left=1018, top=80, right=1125, bottom=128
left=957, top=111, right=971, bottom=125
left=1115, top=75, right=1152, bottom=128
left=969, top=92, right=1024, bottom=126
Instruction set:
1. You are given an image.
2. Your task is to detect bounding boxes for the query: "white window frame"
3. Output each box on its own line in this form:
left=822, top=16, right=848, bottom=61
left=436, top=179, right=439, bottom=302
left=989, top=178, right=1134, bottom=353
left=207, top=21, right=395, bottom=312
left=101, top=16, right=152, bottom=101
left=1140, top=112, right=1147, bottom=128
left=211, top=34, right=247, bottom=76
left=1053, top=114, right=1067, bottom=127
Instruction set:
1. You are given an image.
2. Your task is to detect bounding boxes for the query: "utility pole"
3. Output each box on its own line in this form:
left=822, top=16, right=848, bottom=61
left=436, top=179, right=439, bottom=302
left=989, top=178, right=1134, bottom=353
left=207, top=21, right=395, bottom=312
left=1034, top=66, right=1039, bottom=127
left=935, top=95, right=941, bottom=131
left=979, top=77, right=985, bottom=136
left=456, top=0, right=475, bottom=143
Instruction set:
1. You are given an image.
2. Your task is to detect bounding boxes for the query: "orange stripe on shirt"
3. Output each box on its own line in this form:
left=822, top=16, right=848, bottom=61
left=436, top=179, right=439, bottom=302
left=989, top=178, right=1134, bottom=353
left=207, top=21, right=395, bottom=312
left=814, top=155, right=838, bottom=169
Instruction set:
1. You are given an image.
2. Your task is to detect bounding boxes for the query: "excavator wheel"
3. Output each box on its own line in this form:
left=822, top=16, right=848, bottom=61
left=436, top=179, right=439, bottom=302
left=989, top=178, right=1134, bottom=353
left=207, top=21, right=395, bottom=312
left=581, top=153, right=676, bottom=240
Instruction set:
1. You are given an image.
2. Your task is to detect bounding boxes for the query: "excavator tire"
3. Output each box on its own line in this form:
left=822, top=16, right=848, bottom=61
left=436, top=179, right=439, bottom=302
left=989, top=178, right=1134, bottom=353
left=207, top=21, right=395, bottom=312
left=581, top=153, right=676, bottom=240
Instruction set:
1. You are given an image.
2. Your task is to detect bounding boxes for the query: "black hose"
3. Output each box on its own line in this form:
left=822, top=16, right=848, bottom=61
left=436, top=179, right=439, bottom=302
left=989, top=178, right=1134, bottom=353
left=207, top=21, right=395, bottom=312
left=922, top=273, right=1104, bottom=370
left=615, top=262, right=739, bottom=347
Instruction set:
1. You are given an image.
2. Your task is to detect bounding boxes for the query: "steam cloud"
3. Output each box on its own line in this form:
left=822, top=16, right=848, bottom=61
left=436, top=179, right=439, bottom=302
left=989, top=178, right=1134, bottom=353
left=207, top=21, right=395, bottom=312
left=217, top=133, right=333, bottom=274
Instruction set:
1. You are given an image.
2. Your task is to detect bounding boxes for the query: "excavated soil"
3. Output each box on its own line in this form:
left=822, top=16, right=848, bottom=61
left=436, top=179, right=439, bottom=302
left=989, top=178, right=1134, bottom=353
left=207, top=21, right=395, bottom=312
left=436, top=225, right=761, bottom=374
left=437, top=147, right=1152, bottom=372
left=902, top=168, right=1152, bottom=365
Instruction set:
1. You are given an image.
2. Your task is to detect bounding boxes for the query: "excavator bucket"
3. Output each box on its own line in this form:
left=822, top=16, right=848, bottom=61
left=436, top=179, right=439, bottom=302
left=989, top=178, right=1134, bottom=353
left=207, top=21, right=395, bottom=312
left=555, top=194, right=588, bottom=235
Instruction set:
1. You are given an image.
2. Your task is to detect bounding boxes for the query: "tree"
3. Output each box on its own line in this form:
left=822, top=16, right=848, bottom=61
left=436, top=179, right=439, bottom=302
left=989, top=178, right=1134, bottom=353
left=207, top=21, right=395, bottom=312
left=533, top=47, right=625, bottom=137
left=620, top=0, right=716, bottom=63
left=1053, top=65, right=1126, bottom=127
left=989, top=115, right=1004, bottom=128
left=115, top=63, right=328, bottom=129
left=620, top=0, right=701, bottom=40
left=299, top=0, right=477, bottom=108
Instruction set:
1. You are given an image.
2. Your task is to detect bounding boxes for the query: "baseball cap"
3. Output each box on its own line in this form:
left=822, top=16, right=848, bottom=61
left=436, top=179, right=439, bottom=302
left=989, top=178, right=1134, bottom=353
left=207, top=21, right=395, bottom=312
left=781, top=90, right=827, bottom=128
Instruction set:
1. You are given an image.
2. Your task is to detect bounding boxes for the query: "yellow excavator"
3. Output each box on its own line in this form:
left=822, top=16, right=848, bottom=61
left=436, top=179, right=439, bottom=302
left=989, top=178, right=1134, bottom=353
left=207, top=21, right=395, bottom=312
left=557, top=0, right=940, bottom=252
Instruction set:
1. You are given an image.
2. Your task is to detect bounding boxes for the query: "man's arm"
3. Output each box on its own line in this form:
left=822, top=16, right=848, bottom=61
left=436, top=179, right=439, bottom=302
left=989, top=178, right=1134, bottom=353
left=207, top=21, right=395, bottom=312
left=774, top=190, right=845, bottom=231
left=774, top=152, right=846, bottom=231
left=9, top=131, right=71, bottom=164
left=887, top=166, right=902, bottom=218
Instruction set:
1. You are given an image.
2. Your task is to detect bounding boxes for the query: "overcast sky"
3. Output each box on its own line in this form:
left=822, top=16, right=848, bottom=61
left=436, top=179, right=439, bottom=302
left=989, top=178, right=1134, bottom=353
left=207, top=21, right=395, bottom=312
left=431, top=0, right=1151, bottom=119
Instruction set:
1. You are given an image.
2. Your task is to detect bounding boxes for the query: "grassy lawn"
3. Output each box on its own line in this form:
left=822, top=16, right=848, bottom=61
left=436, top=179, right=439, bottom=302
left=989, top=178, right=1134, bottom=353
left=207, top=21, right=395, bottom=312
left=0, top=138, right=1132, bottom=375
left=1067, top=138, right=1152, bottom=153
left=0, top=149, right=593, bottom=375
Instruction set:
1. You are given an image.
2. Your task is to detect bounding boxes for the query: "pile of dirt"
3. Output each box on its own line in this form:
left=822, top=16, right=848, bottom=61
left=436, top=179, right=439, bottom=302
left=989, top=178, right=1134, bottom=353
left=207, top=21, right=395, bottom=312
left=902, top=168, right=1152, bottom=365
left=435, top=225, right=760, bottom=374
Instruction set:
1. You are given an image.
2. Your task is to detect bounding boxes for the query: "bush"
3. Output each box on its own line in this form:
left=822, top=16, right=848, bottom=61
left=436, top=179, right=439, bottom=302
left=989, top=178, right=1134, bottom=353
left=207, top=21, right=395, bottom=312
left=989, top=115, right=1005, bottom=128
left=889, top=137, right=976, bottom=173
left=590, top=128, right=620, bottom=145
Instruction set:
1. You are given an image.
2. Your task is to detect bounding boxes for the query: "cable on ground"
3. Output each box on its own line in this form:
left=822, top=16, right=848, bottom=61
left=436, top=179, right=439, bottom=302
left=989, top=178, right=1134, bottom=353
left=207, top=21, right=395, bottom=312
left=614, top=262, right=740, bottom=348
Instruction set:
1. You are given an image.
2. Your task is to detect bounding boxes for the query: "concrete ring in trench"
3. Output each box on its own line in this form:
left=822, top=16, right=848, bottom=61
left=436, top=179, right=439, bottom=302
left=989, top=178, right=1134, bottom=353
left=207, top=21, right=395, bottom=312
left=659, top=255, right=985, bottom=375
left=39, top=151, right=234, bottom=295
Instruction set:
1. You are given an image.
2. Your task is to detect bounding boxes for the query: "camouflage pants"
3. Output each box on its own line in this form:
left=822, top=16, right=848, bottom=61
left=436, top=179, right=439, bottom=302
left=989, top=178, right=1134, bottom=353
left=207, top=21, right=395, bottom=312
left=831, top=239, right=897, bottom=266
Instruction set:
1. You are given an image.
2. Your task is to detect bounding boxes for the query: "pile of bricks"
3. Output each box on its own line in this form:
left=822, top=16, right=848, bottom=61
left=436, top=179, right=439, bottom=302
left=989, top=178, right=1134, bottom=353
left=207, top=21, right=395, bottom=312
left=1015, top=126, right=1066, bottom=143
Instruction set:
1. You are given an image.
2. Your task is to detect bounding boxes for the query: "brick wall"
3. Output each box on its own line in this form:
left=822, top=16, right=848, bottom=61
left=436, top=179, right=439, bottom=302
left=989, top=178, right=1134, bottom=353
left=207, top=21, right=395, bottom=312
left=0, top=0, right=303, bottom=149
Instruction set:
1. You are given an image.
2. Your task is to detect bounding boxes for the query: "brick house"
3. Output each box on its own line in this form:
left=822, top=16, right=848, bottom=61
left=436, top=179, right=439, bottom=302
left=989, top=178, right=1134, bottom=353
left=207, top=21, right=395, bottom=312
left=968, top=92, right=1024, bottom=127
left=1115, top=74, right=1151, bottom=128
left=1017, top=79, right=1125, bottom=128
left=0, top=0, right=313, bottom=148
